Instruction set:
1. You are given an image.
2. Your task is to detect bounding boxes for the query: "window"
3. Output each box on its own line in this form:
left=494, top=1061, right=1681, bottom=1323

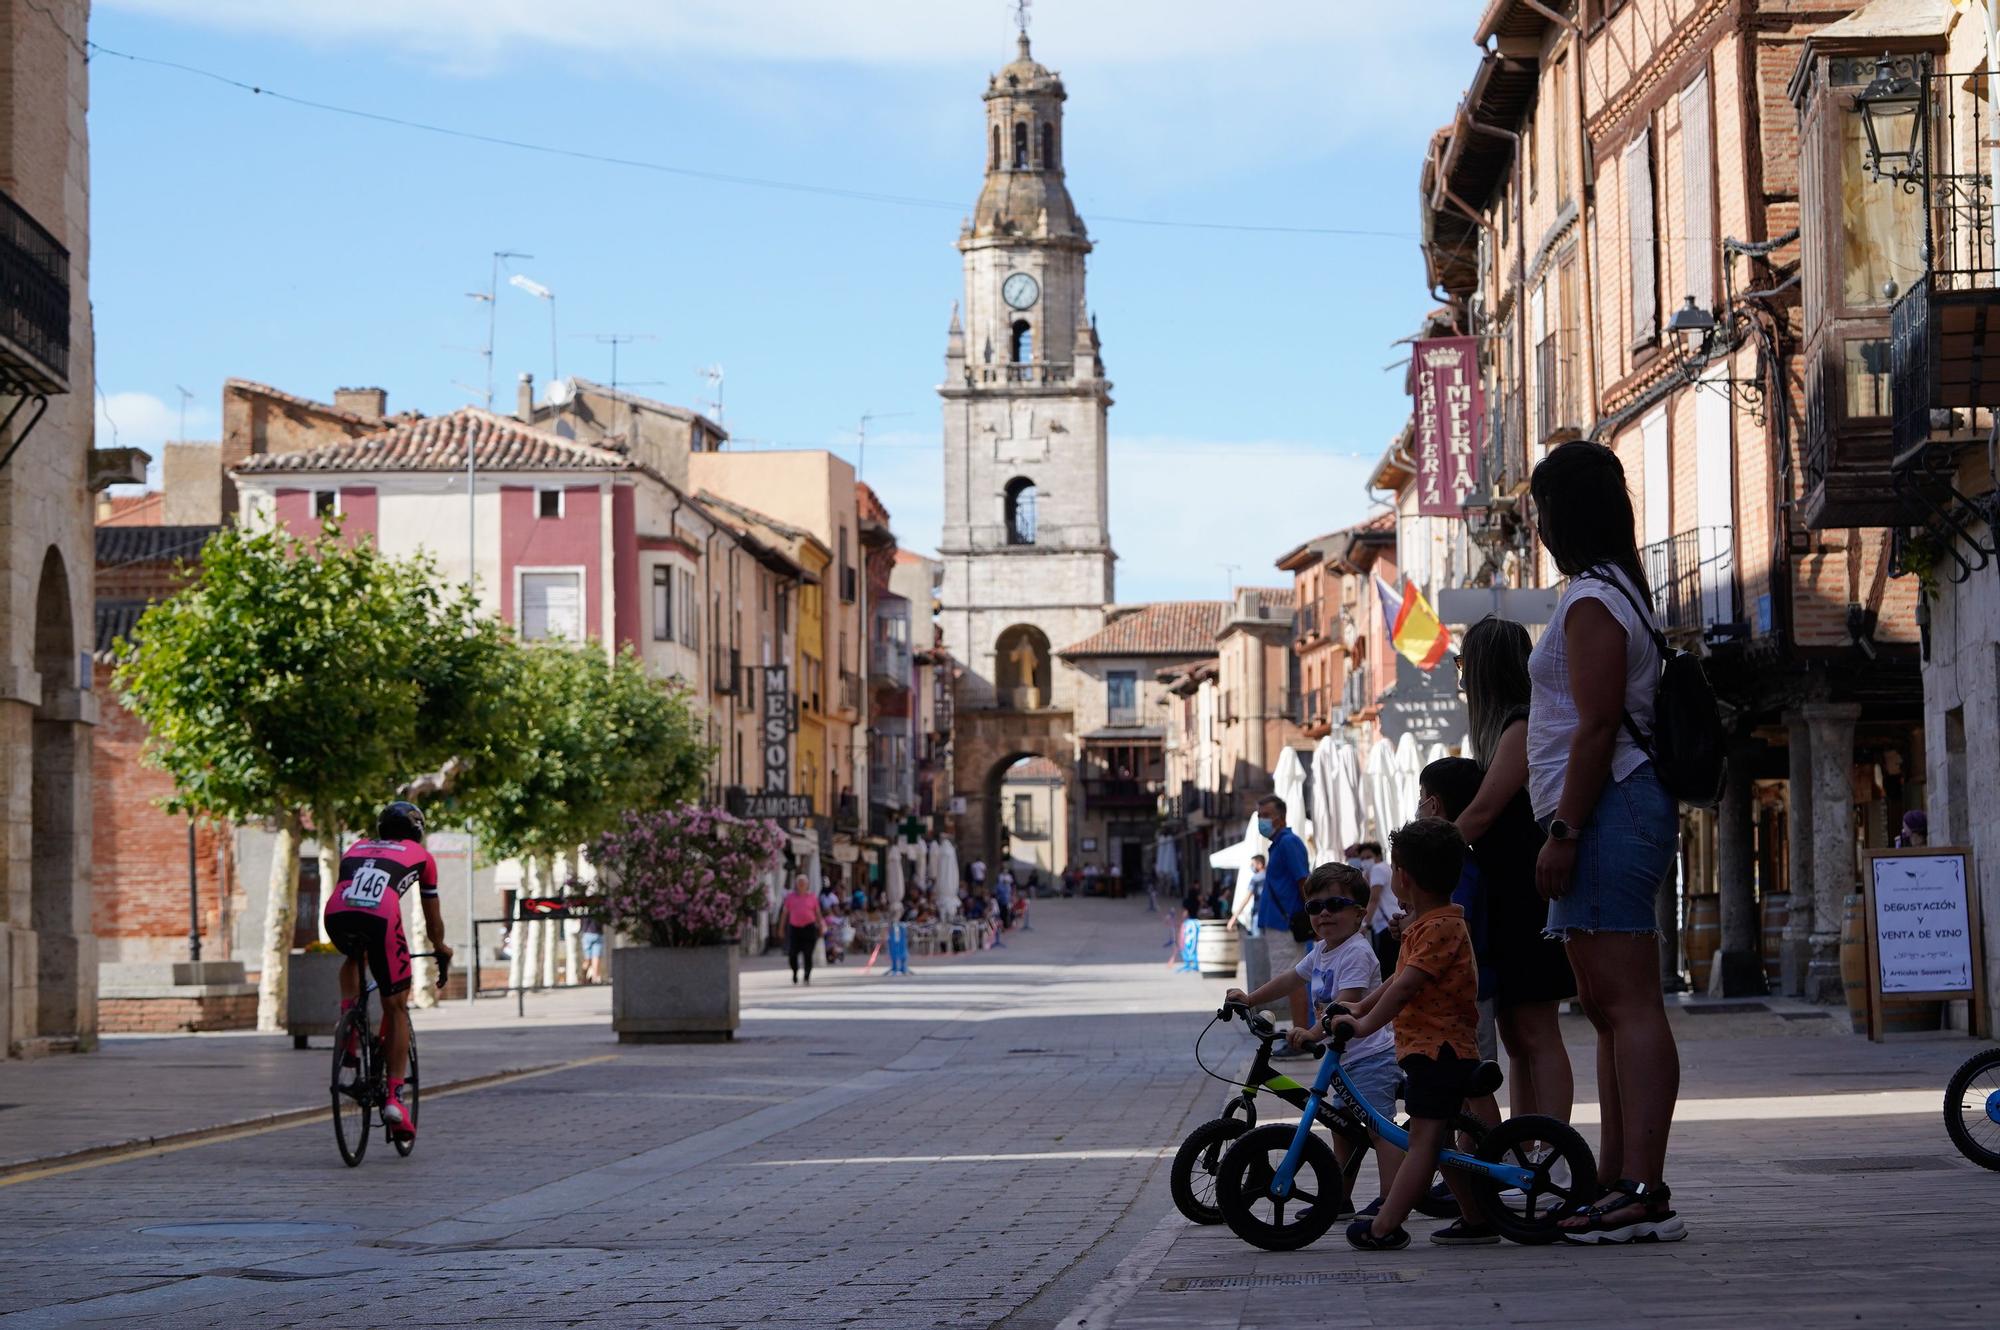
left=1010, top=319, right=1034, bottom=364
left=991, top=124, right=1000, bottom=170
left=537, top=487, right=564, bottom=519
left=1107, top=670, right=1138, bottom=726
left=1680, top=73, right=1715, bottom=311
left=1551, top=56, right=1571, bottom=202
left=1013, top=121, right=1029, bottom=169
left=1624, top=128, right=1658, bottom=345
left=312, top=490, right=339, bottom=519
left=1004, top=477, right=1038, bottom=545
left=679, top=570, right=698, bottom=648
left=1838, top=87, right=1923, bottom=308
left=1041, top=122, right=1056, bottom=170
left=520, top=571, right=582, bottom=641
left=652, top=566, right=673, bottom=642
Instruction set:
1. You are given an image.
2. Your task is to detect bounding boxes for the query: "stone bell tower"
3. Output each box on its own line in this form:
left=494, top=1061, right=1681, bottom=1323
left=937, top=28, right=1114, bottom=725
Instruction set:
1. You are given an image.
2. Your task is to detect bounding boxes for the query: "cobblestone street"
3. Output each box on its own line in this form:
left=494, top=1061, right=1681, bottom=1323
left=1, top=900, right=1997, bottom=1328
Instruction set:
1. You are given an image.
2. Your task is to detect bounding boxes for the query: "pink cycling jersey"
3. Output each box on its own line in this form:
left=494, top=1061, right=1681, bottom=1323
left=328, top=837, right=438, bottom=922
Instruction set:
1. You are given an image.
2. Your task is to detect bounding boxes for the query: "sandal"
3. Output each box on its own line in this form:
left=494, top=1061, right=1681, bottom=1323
left=1559, top=1179, right=1686, bottom=1245
left=1345, top=1219, right=1410, bottom=1251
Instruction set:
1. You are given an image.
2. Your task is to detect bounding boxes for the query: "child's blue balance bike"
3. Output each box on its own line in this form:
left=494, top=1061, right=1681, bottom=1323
left=1213, top=1001, right=1597, bottom=1250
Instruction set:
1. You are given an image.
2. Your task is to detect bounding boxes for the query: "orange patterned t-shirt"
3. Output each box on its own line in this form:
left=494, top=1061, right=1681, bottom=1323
left=1392, top=904, right=1479, bottom=1061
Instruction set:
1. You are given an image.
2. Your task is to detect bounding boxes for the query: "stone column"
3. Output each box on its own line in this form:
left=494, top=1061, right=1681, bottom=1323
left=1803, top=702, right=1861, bottom=1004
left=1782, top=713, right=1816, bottom=997
left=1710, top=737, right=1765, bottom=996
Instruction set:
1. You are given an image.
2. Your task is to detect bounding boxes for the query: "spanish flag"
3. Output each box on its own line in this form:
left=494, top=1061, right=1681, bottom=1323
left=1374, top=574, right=1452, bottom=671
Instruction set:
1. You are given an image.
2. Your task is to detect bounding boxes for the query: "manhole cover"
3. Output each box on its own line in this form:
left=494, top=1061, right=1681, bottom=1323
left=141, top=1221, right=355, bottom=1239
left=1776, top=1156, right=1953, bottom=1175
left=1161, top=1272, right=1409, bottom=1291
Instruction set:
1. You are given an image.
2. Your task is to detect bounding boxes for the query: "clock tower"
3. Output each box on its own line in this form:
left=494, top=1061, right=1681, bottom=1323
left=938, top=29, right=1114, bottom=723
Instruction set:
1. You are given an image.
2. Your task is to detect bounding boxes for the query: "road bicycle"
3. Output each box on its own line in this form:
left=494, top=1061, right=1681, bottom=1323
left=1171, top=1002, right=1480, bottom=1227
left=329, top=951, right=447, bottom=1168
left=1210, top=999, right=1596, bottom=1250
left=1945, top=1045, right=2000, bottom=1170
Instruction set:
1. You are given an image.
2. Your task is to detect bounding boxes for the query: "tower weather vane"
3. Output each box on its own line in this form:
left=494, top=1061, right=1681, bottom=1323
left=1014, top=0, right=1031, bottom=39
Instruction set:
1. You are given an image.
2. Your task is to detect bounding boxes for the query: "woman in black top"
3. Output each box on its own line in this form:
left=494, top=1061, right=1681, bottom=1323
left=1452, top=616, right=1576, bottom=1121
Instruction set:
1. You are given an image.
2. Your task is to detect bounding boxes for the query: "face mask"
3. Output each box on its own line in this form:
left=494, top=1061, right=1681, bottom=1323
left=1256, top=817, right=1274, bottom=838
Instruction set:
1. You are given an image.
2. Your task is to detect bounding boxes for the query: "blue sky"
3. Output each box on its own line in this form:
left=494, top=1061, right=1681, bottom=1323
left=90, top=1, right=1483, bottom=602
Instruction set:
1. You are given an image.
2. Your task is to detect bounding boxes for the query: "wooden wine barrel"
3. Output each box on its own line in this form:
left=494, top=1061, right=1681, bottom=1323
left=1684, top=895, right=1721, bottom=991
left=1841, top=893, right=1945, bottom=1034
left=1196, top=921, right=1240, bottom=979
left=1761, top=892, right=1789, bottom=984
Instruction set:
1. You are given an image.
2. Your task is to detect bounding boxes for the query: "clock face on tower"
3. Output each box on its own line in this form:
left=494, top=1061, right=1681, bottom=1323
left=1002, top=272, right=1040, bottom=310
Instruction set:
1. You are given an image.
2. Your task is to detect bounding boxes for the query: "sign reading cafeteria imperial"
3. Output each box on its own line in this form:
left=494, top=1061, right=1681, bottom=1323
left=1413, top=336, right=1481, bottom=518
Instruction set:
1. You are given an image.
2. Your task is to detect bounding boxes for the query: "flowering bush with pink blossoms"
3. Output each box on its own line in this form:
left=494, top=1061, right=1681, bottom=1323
left=587, top=805, right=785, bottom=947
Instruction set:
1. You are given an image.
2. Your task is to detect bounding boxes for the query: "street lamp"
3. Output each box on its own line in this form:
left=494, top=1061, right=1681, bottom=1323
left=1855, top=53, right=1926, bottom=186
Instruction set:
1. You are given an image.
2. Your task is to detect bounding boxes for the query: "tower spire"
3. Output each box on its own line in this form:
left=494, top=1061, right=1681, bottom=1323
left=1014, top=0, right=1031, bottom=56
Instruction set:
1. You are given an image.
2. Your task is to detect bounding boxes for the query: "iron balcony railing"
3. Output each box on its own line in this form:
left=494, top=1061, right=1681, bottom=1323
left=1084, top=777, right=1163, bottom=809
left=868, top=639, right=911, bottom=690
left=970, top=360, right=1075, bottom=387
left=1534, top=330, right=1579, bottom=443
left=1485, top=387, right=1528, bottom=494
left=1295, top=604, right=1320, bottom=640
left=1640, top=527, right=1743, bottom=640
left=0, top=189, right=69, bottom=392
left=839, top=669, right=863, bottom=714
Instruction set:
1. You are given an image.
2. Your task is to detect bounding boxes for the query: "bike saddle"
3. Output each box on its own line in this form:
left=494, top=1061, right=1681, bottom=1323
left=1466, top=1060, right=1504, bottom=1098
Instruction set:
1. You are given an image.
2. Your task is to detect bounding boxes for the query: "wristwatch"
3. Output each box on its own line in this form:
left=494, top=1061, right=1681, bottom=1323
left=1548, top=818, right=1575, bottom=843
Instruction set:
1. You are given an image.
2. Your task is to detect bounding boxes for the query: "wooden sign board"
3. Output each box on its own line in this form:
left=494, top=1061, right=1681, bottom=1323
left=1860, top=847, right=1987, bottom=1041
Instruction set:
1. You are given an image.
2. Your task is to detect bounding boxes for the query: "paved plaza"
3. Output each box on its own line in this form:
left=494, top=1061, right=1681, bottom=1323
left=0, top=899, right=1995, bottom=1328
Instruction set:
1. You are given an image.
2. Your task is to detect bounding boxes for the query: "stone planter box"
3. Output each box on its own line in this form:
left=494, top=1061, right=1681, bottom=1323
left=286, top=950, right=347, bottom=1049
left=612, top=944, right=739, bottom=1043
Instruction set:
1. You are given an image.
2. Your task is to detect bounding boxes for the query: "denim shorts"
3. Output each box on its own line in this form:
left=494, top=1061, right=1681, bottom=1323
left=1545, top=764, right=1677, bottom=937
left=1344, top=1045, right=1401, bottom=1120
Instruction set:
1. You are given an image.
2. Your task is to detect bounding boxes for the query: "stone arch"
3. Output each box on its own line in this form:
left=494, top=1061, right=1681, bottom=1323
left=1040, top=122, right=1055, bottom=170
left=949, top=704, right=1074, bottom=880
left=991, top=124, right=1000, bottom=170
left=1013, top=120, right=1029, bottom=169
left=985, top=752, right=1069, bottom=885
left=1003, top=476, right=1037, bottom=546
left=30, top=545, right=82, bottom=1038
left=993, top=623, right=1051, bottom=711
left=1010, top=319, right=1033, bottom=364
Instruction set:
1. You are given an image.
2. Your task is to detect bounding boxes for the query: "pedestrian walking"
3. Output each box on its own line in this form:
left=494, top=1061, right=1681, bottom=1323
left=995, top=865, right=1016, bottom=929
left=1449, top=615, right=1576, bottom=1121
left=580, top=914, right=605, bottom=984
left=1527, top=439, right=1685, bottom=1245
left=1352, top=842, right=1399, bottom=976
left=1238, top=795, right=1311, bottom=1042
left=782, top=873, right=823, bottom=985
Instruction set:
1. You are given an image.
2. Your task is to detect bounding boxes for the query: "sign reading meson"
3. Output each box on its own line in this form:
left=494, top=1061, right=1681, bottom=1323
left=759, top=664, right=807, bottom=816
left=1413, top=336, right=1482, bottom=518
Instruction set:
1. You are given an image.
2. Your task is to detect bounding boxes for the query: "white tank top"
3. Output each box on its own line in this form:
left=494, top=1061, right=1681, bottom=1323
left=1526, top=563, right=1661, bottom=820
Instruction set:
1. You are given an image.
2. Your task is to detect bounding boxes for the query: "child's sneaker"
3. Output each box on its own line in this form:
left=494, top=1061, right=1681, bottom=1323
left=1429, top=1219, right=1500, bottom=1245
left=1353, top=1196, right=1383, bottom=1220
left=1345, top=1220, right=1409, bottom=1251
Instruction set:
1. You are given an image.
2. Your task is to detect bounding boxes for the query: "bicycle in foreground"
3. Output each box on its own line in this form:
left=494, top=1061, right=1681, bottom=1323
left=330, top=951, right=447, bottom=1167
left=1209, top=999, right=1597, bottom=1250
left=1945, top=1045, right=2000, bottom=1170
left=1173, top=1001, right=1478, bottom=1226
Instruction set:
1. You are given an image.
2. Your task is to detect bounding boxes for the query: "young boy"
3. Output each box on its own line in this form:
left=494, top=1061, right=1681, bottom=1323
left=1225, top=863, right=1405, bottom=1208
left=1418, top=757, right=1499, bottom=1063
left=1331, top=816, right=1494, bottom=1250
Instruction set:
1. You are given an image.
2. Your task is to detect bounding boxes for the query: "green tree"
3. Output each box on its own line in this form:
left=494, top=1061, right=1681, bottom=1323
left=114, top=522, right=450, bottom=1029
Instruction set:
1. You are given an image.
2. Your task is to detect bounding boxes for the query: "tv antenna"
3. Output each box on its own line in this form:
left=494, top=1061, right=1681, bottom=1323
left=173, top=384, right=194, bottom=442
left=857, top=409, right=913, bottom=481
left=697, top=364, right=725, bottom=428
left=572, top=332, right=656, bottom=438
left=1219, top=563, right=1241, bottom=599
left=468, top=249, right=532, bottom=410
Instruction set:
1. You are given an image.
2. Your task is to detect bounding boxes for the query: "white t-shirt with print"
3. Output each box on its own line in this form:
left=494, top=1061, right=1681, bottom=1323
left=1296, top=931, right=1394, bottom=1062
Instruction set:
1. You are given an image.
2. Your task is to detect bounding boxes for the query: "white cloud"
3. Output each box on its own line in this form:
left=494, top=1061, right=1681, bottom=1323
left=94, top=388, right=215, bottom=488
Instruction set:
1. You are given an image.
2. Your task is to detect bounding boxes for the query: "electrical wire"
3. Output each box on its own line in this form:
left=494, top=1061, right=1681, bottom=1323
left=86, top=40, right=1413, bottom=241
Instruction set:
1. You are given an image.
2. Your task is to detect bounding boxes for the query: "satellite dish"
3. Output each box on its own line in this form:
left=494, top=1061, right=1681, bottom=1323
left=546, top=377, right=576, bottom=406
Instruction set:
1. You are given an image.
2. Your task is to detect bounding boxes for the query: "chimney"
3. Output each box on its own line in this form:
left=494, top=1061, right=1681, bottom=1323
left=517, top=372, right=535, bottom=423
left=333, top=386, right=387, bottom=421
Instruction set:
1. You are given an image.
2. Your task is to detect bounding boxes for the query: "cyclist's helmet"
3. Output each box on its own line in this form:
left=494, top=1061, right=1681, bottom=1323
left=377, top=800, right=426, bottom=844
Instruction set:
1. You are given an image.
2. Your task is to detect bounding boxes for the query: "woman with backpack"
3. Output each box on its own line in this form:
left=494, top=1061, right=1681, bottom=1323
left=1526, top=439, right=1685, bottom=1246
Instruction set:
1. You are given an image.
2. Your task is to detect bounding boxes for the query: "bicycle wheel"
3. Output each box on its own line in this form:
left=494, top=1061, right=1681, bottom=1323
left=1411, top=1113, right=1490, bottom=1219
left=1944, top=1046, right=2000, bottom=1170
left=1214, top=1124, right=1345, bottom=1251
left=393, top=1025, right=419, bottom=1157
left=1170, top=1118, right=1249, bottom=1225
left=330, top=1010, right=371, bottom=1168
left=1467, top=1114, right=1598, bottom=1245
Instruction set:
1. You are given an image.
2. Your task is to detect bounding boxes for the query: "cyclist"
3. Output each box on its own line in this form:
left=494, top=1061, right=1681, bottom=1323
left=323, top=800, right=452, bottom=1139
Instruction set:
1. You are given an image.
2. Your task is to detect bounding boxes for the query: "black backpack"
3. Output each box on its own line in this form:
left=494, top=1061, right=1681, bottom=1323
left=1583, top=570, right=1727, bottom=810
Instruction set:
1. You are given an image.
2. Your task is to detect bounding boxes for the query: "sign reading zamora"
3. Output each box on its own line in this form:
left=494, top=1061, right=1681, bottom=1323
left=740, top=663, right=811, bottom=822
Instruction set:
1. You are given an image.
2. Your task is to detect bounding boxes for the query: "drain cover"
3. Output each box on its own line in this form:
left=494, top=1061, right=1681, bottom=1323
left=141, top=1221, right=355, bottom=1239
left=1161, top=1272, right=1409, bottom=1290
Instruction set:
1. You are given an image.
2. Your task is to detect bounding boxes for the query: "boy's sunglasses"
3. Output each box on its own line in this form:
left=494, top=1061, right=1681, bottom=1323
left=1307, top=896, right=1361, bottom=915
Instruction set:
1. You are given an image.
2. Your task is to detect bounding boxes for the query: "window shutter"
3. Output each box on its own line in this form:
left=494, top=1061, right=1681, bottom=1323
left=521, top=572, right=581, bottom=642
left=1626, top=129, right=1658, bottom=343
left=1680, top=75, right=1715, bottom=311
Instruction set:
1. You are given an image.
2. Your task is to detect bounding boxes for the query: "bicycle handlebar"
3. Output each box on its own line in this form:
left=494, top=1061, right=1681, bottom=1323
left=410, top=950, right=451, bottom=983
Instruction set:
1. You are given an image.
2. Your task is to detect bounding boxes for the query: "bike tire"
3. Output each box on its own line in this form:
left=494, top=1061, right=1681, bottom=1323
left=1944, top=1046, right=2000, bottom=1170
left=330, top=1010, right=371, bottom=1168
left=393, top=1026, right=419, bottom=1157
left=1412, top=1113, right=1491, bottom=1218
left=1171, top=1118, right=1250, bottom=1225
left=1468, top=1114, right=1598, bottom=1245
left=1214, top=1123, right=1345, bottom=1252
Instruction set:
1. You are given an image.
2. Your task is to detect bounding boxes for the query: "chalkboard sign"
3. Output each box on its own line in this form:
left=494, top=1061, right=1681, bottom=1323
left=1861, top=847, right=1986, bottom=1040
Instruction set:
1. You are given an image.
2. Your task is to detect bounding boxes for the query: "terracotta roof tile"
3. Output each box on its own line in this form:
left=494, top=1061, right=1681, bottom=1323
left=1058, top=601, right=1228, bottom=658
left=223, top=378, right=392, bottom=428
left=233, top=408, right=630, bottom=476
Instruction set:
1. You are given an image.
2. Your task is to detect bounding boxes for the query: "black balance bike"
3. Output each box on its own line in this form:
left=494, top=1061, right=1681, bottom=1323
left=1171, top=1001, right=1484, bottom=1226
left=330, top=951, right=448, bottom=1167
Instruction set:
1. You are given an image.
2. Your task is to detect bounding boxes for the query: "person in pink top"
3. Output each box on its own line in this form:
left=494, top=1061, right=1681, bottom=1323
left=782, top=874, right=823, bottom=984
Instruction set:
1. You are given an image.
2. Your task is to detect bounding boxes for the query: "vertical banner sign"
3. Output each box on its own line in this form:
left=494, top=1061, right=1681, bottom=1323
left=1414, top=336, right=1483, bottom=517
left=762, top=664, right=792, bottom=796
